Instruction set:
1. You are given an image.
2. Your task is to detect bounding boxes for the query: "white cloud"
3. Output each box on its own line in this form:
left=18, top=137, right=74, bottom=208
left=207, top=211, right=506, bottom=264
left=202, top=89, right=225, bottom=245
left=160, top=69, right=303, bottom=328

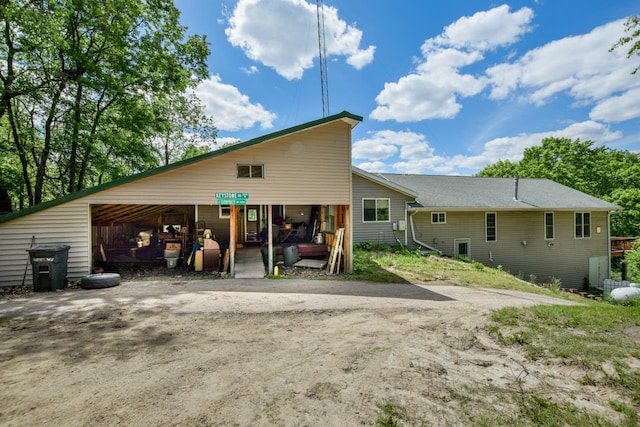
left=353, top=130, right=446, bottom=173
left=241, top=65, right=260, bottom=75
left=371, top=5, right=533, bottom=122
left=425, top=4, right=534, bottom=51
left=487, top=19, right=640, bottom=109
left=216, top=136, right=243, bottom=146
left=225, top=0, right=375, bottom=80
left=195, top=75, right=276, bottom=131
left=355, top=161, right=387, bottom=172
left=590, top=87, right=640, bottom=122
left=355, top=121, right=622, bottom=175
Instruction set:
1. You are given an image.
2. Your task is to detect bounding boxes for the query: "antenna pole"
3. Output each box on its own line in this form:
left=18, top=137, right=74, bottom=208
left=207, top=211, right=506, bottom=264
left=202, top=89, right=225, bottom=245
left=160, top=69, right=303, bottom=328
left=316, top=0, right=329, bottom=117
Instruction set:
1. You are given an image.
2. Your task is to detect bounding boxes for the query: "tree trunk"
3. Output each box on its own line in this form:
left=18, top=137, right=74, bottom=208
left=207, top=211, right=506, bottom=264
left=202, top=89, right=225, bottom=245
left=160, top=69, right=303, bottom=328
left=68, top=83, right=84, bottom=194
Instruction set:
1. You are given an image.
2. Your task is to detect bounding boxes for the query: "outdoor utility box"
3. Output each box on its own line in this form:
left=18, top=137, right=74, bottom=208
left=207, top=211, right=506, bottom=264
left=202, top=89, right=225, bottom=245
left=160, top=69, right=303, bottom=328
left=26, top=244, right=71, bottom=292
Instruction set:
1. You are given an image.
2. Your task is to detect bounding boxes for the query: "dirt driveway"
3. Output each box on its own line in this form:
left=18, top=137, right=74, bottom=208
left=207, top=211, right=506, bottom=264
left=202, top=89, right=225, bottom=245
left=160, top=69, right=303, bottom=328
left=1, top=278, right=607, bottom=426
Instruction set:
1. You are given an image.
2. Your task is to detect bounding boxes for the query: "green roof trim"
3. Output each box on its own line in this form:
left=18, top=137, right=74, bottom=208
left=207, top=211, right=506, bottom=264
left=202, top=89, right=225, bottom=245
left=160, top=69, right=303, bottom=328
left=0, top=111, right=363, bottom=225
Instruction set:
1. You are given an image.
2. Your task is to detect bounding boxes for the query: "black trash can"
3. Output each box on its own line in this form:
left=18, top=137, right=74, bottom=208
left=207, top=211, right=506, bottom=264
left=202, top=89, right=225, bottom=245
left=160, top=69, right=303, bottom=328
left=26, top=245, right=71, bottom=292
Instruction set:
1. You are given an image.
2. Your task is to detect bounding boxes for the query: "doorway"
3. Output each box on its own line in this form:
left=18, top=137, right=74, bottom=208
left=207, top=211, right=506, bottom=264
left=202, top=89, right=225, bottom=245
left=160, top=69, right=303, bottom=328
left=454, top=239, right=470, bottom=259
left=243, top=205, right=260, bottom=242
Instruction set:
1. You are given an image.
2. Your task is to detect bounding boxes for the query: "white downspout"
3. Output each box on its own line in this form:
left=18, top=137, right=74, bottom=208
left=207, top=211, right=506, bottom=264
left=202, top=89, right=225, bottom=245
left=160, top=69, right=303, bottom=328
left=409, top=210, right=441, bottom=254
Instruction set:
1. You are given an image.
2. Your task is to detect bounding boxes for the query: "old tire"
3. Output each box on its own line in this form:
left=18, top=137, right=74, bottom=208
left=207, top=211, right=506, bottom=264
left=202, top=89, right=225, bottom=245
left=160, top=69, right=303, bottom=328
left=80, top=273, right=121, bottom=289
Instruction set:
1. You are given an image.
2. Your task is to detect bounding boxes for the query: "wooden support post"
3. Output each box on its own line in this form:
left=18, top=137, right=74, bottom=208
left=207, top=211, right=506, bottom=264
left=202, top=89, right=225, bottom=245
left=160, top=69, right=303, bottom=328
left=267, top=204, right=273, bottom=275
left=229, top=204, right=238, bottom=276
left=343, top=204, right=352, bottom=274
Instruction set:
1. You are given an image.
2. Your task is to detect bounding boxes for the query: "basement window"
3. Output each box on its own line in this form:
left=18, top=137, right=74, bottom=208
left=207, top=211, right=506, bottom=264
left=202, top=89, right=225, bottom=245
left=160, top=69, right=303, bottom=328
left=237, top=164, right=264, bottom=179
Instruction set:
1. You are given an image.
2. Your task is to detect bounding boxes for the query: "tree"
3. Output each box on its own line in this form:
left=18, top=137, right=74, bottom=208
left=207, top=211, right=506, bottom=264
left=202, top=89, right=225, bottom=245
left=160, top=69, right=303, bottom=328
left=150, top=91, right=217, bottom=166
left=611, top=15, right=640, bottom=74
left=478, top=137, right=640, bottom=237
left=0, top=0, right=214, bottom=206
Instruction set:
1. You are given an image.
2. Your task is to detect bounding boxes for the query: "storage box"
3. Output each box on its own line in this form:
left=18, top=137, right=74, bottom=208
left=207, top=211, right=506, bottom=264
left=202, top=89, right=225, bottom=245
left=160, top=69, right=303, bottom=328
left=166, top=242, right=181, bottom=250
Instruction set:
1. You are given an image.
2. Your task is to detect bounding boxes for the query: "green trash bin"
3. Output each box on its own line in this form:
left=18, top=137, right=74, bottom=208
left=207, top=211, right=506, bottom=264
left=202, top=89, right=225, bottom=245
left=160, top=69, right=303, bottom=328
left=26, top=245, right=71, bottom=291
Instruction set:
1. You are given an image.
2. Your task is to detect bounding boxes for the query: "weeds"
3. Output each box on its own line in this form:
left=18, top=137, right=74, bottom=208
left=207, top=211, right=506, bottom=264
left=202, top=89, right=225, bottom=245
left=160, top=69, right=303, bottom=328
left=375, top=401, right=407, bottom=427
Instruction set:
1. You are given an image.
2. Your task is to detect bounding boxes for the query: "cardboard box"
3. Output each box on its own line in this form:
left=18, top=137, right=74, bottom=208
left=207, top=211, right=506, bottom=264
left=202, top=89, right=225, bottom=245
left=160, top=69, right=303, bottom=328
left=165, top=242, right=181, bottom=251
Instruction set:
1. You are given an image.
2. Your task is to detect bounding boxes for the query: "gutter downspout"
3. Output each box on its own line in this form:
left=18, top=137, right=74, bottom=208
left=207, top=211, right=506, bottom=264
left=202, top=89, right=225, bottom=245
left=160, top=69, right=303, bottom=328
left=409, top=211, right=441, bottom=254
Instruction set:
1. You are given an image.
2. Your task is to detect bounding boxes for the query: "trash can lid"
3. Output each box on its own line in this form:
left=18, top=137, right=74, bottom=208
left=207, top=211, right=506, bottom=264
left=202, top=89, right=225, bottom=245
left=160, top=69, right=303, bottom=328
left=27, top=244, right=71, bottom=253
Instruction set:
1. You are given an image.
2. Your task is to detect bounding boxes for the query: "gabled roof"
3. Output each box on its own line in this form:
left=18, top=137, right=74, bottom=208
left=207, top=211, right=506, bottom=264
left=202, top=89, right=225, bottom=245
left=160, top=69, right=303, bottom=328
left=0, top=111, right=363, bottom=225
left=375, top=174, right=621, bottom=211
left=352, top=166, right=417, bottom=198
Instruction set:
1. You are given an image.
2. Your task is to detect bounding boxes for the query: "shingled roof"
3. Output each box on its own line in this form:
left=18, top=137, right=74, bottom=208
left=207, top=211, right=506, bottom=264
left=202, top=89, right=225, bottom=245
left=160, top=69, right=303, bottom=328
left=374, top=174, right=620, bottom=211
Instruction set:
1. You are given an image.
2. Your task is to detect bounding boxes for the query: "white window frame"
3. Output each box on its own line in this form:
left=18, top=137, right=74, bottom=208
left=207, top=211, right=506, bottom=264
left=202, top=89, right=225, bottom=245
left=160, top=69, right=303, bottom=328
left=362, top=198, right=390, bottom=223
left=575, top=212, right=591, bottom=239
left=485, top=212, right=497, bottom=242
left=431, top=212, right=446, bottom=224
left=454, top=238, right=471, bottom=259
left=544, top=212, right=555, bottom=240
left=237, top=163, right=264, bottom=179
left=219, top=205, right=231, bottom=219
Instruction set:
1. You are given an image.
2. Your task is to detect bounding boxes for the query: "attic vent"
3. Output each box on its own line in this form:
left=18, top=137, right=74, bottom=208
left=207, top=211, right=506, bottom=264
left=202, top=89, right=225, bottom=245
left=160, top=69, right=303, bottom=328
left=513, top=175, right=519, bottom=201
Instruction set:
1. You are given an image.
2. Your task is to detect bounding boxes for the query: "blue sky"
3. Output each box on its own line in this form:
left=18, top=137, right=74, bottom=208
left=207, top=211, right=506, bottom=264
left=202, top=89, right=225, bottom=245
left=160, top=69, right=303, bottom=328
left=175, top=0, right=639, bottom=175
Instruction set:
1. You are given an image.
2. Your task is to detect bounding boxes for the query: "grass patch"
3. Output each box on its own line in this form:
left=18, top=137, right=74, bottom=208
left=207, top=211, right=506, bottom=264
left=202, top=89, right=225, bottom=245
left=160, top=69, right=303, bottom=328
left=375, top=401, right=407, bottom=427
left=347, top=248, right=561, bottom=296
left=489, top=304, right=640, bottom=362
left=488, top=303, right=640, bottom=424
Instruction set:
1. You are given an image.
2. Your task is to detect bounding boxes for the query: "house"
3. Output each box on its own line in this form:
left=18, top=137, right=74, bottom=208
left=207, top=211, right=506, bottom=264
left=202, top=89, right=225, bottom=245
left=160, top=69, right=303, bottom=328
left=0, top=110, right=621, bottom=290
left=352, top=172, right=621, bottom=288
left=0, top=111, right=362, bottom=288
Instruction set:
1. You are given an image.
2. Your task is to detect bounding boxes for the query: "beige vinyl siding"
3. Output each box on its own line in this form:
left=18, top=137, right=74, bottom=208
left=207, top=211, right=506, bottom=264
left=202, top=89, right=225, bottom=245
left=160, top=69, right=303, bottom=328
left=352, top=174, right=409, bottom=245
left=409, top=210, right=610, bottom=288
left=0, top=201, right=89, bottom=287
left=0, top=120, right=354, bottom=285
left=85, top=121, right=353, bottom=206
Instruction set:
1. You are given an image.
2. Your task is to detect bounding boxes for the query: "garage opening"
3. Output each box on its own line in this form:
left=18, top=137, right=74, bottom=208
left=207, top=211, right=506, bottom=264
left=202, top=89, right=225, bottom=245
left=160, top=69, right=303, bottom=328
left=91, top=204, right=198, bottom=266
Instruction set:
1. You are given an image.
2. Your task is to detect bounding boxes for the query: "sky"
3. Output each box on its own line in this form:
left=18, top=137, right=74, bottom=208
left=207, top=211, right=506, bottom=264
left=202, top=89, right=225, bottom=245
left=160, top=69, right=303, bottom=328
left=175, top=0, right=640, bottom=176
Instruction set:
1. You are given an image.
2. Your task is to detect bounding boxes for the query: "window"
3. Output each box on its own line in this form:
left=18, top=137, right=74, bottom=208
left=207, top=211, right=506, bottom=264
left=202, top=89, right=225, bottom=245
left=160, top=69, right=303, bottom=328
left=324, top=205, right=335, bottom=232
left=431, top=212, right=446, bottom=224
left=545, top=212, right=554, bottom=240
left=363, top=198, right=390, bottom=222
left=575, top=212, right=591, bottom=238
left=219, top=205, right=231, bottom=219
left=486, top=212, right=497, bottom=242
left=237, top=164, right=264, bottom=178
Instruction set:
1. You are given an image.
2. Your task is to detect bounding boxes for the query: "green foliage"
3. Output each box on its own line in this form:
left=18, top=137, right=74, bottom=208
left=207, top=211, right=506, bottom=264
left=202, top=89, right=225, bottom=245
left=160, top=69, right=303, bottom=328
left=624, top=241, right=640, bottom=283
left=375, top=401, right=407, bottom=427
left=611, top=15, right=640, bottom=75
left=0, top=0, right=215, bottom=209
left=478, top=137, right=640, bottom=237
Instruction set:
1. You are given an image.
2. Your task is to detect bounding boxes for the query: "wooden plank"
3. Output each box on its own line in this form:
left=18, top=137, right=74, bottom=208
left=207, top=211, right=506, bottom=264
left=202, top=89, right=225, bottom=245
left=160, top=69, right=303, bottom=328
left=328, top=227, right=344, bottom=274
